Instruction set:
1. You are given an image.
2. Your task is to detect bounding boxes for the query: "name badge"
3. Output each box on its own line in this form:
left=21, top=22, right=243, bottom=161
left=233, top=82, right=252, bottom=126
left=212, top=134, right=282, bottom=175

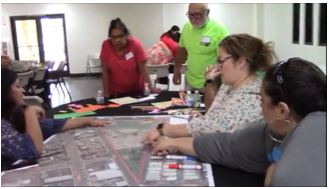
left=125, top=51, right=134, bottom=60
left=200, top=36, right=211, bottom=46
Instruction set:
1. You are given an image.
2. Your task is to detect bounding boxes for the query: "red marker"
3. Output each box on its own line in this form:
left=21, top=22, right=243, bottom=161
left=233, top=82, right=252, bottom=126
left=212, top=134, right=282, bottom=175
left=168, top=164, right=202, bottom=170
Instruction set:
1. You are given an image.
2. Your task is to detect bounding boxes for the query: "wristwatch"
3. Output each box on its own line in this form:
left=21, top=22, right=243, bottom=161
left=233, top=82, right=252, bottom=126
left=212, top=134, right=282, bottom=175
left=156, top=123, right=164, bottom=136
left=204, top=79, right=213, bottom=87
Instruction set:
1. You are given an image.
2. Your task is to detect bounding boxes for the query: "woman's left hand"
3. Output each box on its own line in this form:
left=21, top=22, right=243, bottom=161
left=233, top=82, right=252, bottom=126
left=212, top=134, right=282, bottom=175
left=88, top=118, right=112, bottom=127
left=152, top=137, right=178, bottom=155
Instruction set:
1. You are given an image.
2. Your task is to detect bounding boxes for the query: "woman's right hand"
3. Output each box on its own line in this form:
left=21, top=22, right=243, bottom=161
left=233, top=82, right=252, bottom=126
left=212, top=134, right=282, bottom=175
left=205, top=64, right=221, bottom=80
left=27, top=105, right=45, bottom=119
left=188, top=110, right=203, bottom=121
left=142, top=127, right=161, bottom=145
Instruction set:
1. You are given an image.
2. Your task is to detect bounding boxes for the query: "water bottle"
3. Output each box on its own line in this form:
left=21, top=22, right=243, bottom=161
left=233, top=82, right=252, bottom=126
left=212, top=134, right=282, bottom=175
left=144, top=83, right=151, bottom=96
left=186, top=91, right=193, bottom=107
left=96, top=90, right=104, bottom=104
left=194, top=90, right=201, bottom=108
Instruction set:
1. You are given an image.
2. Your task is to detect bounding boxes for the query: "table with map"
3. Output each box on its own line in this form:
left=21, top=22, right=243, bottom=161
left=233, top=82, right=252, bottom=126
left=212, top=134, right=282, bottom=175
left=1, top=116, right=214, bottom=186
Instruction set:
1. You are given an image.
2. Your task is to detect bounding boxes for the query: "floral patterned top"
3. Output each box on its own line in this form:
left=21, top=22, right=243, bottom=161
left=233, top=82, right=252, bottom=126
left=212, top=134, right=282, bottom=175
left=1, top=118, right=66, bottom=163
left=1, top=119, right=39, bottom=160
left=187, top=78, right=263, bottom=137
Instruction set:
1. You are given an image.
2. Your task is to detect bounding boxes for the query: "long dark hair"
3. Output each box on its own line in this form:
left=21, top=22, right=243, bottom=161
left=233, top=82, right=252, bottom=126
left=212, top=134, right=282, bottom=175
left=1, top=68, right=26, bottom=132
left=161, top=25, right=180, bottom=43
left=264, top=57, right=326, bottom=120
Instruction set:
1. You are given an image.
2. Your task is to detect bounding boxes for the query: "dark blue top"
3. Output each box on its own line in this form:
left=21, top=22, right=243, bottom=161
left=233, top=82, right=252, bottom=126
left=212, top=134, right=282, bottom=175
left=1, top=118, right=66, bottom=163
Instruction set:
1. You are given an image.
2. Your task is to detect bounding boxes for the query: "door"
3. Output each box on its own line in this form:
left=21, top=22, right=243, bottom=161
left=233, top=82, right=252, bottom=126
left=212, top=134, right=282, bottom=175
left=10, top=14, right=69, bottom=74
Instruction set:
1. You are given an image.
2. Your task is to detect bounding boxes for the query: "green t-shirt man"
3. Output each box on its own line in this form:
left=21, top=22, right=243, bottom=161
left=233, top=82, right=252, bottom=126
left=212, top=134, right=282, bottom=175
left=179, top=19, right=229, bottom=88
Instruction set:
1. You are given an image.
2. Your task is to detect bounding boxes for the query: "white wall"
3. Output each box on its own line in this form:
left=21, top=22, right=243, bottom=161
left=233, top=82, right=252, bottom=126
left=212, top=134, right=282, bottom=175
left=263, top=3, right=326, bottom=73
left=1, top=3, right=326, bottom=74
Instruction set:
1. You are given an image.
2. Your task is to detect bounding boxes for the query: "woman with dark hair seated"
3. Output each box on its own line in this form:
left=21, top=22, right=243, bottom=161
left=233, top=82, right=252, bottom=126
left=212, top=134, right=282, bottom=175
left=150, top=57, right=326, bottom=186
left=1, top=68, right=111, bottom=170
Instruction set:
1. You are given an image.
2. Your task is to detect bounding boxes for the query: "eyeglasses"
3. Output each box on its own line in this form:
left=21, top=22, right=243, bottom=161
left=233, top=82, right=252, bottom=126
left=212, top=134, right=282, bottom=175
left=110, top=34, right=126, bottom=40
left=186, top=10, right=207, bottom=19
left=217, top=56, right=232, bottom=65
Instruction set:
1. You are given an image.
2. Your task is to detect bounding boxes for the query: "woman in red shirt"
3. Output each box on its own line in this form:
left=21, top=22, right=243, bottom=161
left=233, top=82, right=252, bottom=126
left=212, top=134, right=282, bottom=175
left=100, top=18, right=161, bottom=98
left=160, top=25, right=180, bottom=57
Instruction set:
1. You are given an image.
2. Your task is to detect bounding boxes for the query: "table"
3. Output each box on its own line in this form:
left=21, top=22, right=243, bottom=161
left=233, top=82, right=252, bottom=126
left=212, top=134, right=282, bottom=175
left=5, top=91, right=265, bottom=186
left=52, top=91, right=265, bottom=186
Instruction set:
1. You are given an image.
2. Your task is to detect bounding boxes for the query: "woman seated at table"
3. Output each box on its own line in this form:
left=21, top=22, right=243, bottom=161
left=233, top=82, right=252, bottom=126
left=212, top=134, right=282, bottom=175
left=150, top=58, right=326, bottom=186
left=143, top=33, right=276, bottom=143
left=100, top=17, right=161, bottom=98
left=1, top=68, right=111, bottom=168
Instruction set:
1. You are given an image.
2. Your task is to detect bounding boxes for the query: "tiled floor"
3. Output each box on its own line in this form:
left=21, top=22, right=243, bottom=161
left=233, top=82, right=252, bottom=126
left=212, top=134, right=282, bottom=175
left=50, top=76, right=102, bottom=108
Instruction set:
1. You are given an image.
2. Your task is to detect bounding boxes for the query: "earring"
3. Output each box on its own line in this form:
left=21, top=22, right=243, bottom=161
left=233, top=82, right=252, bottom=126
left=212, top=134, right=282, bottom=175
left=283, top=119, right=295, bottom=128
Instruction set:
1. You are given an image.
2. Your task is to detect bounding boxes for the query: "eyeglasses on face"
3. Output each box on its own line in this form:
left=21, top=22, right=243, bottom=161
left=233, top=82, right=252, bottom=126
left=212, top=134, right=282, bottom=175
left=186, top=10, right=207, bottom=19
left=110, top=34, right=126, bottom=40
left=217, top=56, right=233, bottom=65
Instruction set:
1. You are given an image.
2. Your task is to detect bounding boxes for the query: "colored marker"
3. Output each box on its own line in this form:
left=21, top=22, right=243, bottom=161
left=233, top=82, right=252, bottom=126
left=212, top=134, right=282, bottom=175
left=166, top=155, right=196, bottom=160
left=168, top=164, right=202, bottom=170
left=150, top=156, right=163, bottom=160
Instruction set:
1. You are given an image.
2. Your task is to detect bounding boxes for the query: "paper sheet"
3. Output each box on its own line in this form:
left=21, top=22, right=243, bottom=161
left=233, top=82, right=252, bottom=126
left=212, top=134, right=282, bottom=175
left=109, top=97, right=139, bottom=105
left=53, top=111, right=96, bottom=119
left=151, top=101, right=172, bottom=109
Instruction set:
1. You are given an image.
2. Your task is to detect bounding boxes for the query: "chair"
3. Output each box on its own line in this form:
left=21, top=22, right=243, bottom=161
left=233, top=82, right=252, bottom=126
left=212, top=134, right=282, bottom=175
left=24, top=95, right=44, bottom=106
left=47, top=61, right=72, bottom=100
left=86, top=53, right=101, bottom=75
left=29, top=68, right=47, bottom=95
left=45, top=61, right=55, bottom=71
left=17, top=70, right=34, bottom=90
left=146, top=63, right=170, bottom=90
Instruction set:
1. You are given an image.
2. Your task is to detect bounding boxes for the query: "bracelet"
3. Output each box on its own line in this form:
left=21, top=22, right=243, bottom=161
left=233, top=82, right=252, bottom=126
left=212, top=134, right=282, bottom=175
left=156, top=123, right=164, bottom=136
left=204, top=79, right=213, bottom=87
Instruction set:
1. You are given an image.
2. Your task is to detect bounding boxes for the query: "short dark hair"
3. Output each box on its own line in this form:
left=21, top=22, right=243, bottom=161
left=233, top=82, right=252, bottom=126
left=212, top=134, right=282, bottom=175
left=264, top=57, right=326, bottom=120
left=108, top=17, right=130, bottom=38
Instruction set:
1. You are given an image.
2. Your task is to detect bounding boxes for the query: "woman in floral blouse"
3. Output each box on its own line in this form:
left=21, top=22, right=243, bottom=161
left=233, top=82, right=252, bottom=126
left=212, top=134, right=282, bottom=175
left=143, top=33, right=276, bottom=143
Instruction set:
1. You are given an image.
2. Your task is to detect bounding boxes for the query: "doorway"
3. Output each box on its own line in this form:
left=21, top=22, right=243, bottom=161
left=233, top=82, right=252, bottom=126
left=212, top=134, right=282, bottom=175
left=10, top=14, right=69, bottom=74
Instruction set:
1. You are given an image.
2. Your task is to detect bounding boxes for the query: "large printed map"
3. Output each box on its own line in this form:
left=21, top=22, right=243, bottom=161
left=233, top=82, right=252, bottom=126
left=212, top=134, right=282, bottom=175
left=1, top=116, right=214, bottom=186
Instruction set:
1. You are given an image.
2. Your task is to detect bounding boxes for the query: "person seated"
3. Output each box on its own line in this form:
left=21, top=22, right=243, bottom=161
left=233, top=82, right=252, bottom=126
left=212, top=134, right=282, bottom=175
left=1, top=68, right=111, bottom=170
left=100, top=18, right=161, bottom=98
left=1, top=55, right=11, bottom=68
left=143, top=33, right=276, bottom=144
left=150, top=57, right=326, bottom=186
left=2, top=55, right=31, bottom=73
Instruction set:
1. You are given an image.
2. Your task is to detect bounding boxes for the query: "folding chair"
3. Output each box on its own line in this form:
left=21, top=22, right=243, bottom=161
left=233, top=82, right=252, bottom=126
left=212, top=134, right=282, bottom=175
left=47, top=61, right=72, bottom=100
left=146, top=64, right=170, bottom=90
left=86, top=53, right=101, bottom=75
left=29, top=68, right=47, bottom=95
left=17, top=70, right=34, bottom=91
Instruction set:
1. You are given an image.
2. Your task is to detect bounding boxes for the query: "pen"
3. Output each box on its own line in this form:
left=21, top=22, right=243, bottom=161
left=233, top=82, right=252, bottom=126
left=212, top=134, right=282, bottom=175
left=150, top=155, right=196, bottom=160
left=166, top=155, right=196, bottom=160
left=168, top=164, right=202, bottom=170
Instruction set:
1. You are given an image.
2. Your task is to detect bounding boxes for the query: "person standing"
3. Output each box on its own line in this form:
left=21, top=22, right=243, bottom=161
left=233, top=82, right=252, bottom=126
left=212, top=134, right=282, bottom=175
left=173, top=3, right=229, bottom=90
left=100, top=18, right=161, bottom=98
left=160, top=25, right=181, bottom=58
